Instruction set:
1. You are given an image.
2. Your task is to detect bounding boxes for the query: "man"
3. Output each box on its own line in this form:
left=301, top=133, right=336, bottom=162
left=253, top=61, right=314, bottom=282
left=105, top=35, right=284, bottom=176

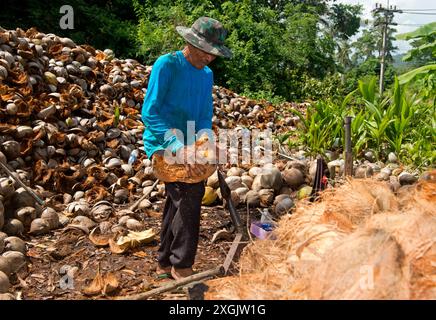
left=141, top=17, right=232, bottom=280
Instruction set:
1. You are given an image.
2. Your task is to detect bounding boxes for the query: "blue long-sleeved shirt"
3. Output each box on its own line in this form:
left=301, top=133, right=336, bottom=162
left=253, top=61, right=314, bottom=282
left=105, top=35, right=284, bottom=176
left=141, top=50, right=214, bottom=158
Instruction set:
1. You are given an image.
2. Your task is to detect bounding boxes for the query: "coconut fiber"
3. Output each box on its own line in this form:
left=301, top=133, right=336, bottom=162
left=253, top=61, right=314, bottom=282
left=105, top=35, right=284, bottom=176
left=205, top=171, right=436, bottom=300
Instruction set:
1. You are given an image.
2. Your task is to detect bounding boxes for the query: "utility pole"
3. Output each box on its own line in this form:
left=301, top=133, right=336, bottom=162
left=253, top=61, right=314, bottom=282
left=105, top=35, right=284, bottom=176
left=379, top=14, right=388, bottom=95
left=373, top=1, right=402, bottom=94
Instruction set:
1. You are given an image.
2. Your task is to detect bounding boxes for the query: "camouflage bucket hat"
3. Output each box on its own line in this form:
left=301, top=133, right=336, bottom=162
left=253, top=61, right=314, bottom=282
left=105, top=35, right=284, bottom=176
left=176, top=17, right=232, bottom=58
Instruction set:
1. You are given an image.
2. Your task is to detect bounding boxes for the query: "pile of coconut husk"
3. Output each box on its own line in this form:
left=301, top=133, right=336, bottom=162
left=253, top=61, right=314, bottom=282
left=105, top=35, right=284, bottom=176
left=204, top=171, right=436, bottom=300
left=0, top=27, right=306, bottom=229
left=0, top=26, right=308, bottom=298
left=0, top=25, right=305, bottom=227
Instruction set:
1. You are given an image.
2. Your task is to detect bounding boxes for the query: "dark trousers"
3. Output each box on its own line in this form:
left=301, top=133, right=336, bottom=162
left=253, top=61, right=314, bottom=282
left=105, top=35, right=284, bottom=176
left=157, top=181, right=205, bottom=269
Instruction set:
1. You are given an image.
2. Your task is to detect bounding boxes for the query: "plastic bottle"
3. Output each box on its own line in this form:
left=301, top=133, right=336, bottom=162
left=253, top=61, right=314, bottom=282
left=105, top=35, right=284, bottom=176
left=128, top=149, right=139, bottom=165
left=260, top=209, right=274, bottom=231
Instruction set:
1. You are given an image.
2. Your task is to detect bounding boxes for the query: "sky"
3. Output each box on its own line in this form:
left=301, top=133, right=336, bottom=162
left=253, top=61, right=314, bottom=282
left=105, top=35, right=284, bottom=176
left=336, top=0, right=436, bottom=54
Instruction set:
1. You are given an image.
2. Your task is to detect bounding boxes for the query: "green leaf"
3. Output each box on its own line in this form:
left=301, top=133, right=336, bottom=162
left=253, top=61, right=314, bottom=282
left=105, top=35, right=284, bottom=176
left=364, top=101, right=383, bottom=124
left=402, top=40, right=436, bottom=62
left=114, top=101, right=120, bottom=127
left=289, top=108, right=308, bottom=129
left=341, top=88, right=357, bottom=110
left=358, top=76, right=377, bottom=103
left=396, top=22, right=436, bottom=40
left=398, top=64, right=436, bottom=84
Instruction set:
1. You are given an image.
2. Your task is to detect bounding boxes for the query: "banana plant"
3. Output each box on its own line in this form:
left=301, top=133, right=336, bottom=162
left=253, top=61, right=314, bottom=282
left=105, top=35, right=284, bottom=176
left=397, top=22, right=436, bottom=104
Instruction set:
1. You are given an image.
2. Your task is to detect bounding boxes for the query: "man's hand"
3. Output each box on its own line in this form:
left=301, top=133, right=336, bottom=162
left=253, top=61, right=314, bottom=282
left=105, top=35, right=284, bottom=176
left=174, top=141, right=226, bottom=178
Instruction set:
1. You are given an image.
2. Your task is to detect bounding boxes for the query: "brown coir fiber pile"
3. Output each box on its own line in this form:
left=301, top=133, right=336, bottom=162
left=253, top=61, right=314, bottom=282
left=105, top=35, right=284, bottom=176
left=205, top=172, right=436, bottom=300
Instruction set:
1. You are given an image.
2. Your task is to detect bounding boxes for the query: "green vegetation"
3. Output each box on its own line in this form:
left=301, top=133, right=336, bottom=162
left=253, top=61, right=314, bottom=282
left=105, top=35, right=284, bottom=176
left=286, top=21, right=435, bottom=170
left=290, top=76, right=435, bottom=169
left=0, top=0, right=377, bottom=101
left=132, top=0, right=352, bottom=101
left=0, top=0, right=366, bottom=101
left=397, top=22, right=436, bottom=104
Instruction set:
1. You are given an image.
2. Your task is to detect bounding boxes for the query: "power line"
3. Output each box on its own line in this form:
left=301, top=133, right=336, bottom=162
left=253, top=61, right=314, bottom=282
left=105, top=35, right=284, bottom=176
left=396, top=23, right=426, bottom=26
left=398, top=12, right=436, bottom=15
left=400, top=9, right=436, bottom=11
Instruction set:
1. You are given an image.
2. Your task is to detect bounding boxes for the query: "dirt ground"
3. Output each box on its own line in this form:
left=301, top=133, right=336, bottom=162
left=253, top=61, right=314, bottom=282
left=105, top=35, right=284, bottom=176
left=11, top=201, right=255, bottom=300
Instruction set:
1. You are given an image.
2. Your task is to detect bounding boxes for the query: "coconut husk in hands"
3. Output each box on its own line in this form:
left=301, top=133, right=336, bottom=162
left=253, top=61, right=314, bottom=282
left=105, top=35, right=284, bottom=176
left=152, top=134, right=217, bottom=183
